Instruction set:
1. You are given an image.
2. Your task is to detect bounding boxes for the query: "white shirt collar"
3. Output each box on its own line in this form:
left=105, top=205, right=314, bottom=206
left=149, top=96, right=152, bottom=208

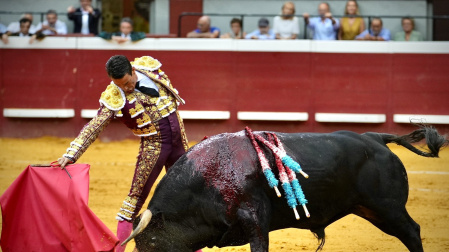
left=135, top=71, right=144, bottom=82
left=135, top=71, right=159, bottom=91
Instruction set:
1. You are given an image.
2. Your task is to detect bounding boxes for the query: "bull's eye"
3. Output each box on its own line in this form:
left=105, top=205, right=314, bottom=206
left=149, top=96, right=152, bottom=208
left=151, top=236, right=156, bottom=241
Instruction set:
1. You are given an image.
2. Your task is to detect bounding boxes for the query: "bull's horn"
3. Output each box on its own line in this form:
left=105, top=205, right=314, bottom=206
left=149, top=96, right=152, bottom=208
left=121, top=210, right=153, bottom=246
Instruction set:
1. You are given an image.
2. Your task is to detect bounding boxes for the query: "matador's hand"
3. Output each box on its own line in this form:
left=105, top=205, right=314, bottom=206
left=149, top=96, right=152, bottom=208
left=57, top=157, right=72, bottom=169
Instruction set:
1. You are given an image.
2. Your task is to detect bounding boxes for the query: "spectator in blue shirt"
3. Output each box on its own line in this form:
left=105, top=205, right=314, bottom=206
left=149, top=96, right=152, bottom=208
left=187, top=16, right=220, bottom=38
left=303, top=2, right=339, bottom=40
left=0, top=22, right=7, bottom=34
left=356, top=17, right=391, bottom=41
left=245, top=18, right=275, bottom=40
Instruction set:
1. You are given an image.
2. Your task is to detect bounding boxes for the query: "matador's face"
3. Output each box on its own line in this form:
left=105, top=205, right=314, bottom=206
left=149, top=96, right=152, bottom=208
left=112, top=68, right=138, bottom=94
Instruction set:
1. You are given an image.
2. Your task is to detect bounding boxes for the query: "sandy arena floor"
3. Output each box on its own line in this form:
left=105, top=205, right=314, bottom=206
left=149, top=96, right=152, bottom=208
left=0, top=137, right=448, bottom=252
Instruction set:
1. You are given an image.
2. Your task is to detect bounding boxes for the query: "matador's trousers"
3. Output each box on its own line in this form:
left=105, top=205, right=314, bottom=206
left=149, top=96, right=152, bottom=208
left=117, top=112, right=186, bottom=221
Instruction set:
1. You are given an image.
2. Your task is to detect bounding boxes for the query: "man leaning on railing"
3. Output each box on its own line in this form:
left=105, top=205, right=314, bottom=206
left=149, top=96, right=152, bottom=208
left=35, top=9, right=67, bottom=36
left=356, top=17, right=391, bottom=41
left=1, top=17, right=44, bottom=44
left=187, top=16, right=220, bottom=38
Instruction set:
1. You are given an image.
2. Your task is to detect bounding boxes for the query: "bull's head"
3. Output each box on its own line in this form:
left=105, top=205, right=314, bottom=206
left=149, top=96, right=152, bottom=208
left=121, top=209, right=192, bottom=251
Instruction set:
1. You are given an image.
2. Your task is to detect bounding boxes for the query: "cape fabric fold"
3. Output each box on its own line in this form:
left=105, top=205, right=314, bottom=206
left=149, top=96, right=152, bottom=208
left=0, top=164, right=118, bottom=252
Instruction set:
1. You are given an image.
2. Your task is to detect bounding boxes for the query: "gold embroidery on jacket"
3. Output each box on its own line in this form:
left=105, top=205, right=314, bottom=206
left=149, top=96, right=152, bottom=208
left=136, top=113, right=152, bottom=128
left=63, top=106, right=114, bottom=162
left=129, top=103, right=144, bottom=118
left=126, top=93, right=136, bottom=104
left=132, top=125, right=158, bottom=137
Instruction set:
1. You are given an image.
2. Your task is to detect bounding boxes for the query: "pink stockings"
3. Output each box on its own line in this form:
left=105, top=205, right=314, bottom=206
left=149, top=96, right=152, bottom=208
left=116, top=221, right=133, bottom=252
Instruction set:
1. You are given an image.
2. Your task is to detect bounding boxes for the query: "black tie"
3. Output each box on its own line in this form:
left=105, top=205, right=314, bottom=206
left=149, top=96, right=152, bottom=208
left=135, top=81, right=159, bottom=97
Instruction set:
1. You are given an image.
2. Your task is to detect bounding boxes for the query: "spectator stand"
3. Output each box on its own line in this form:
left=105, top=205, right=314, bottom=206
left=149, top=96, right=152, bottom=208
left=2, top=11, right=449, bottom=40
left=0, top=11, right=177, bottom=38
left=177, top=12, right=449, bottom=40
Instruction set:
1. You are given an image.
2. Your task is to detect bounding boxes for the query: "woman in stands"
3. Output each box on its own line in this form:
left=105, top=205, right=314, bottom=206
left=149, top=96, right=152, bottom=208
left=394, top=17, right=423, bottom=41
left=338, top=0, right=365, bottom=40
left=273, top=1, right=299, bottom=39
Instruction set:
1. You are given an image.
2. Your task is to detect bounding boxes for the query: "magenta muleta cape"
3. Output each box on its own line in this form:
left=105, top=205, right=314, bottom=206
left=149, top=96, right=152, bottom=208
left=0, top=164, right=118, bottom=252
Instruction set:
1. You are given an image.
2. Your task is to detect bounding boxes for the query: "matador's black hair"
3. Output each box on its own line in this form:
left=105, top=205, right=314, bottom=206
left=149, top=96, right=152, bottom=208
left=105, top=55, right=132, bottom=79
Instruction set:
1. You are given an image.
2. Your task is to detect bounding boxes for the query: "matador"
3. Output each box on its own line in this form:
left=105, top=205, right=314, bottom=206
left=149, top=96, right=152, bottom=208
left=58, top=55, right=189, bottom=251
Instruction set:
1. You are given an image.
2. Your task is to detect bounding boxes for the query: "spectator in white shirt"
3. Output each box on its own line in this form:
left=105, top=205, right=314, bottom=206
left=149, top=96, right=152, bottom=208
left=36, top=10, right=68, bottom=35
left=67, top=0, right=101, bottom=35
left=2, top=18, right=44, bottom=44
left=273, top=1, right=299, bottom=39
left=6, top=13, right=37, bottom=35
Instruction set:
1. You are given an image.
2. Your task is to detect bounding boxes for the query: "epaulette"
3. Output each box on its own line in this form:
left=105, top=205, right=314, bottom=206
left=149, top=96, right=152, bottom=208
left=99, top=83, right=126, bottom=111
left=131, top=56, right=162, bottom=71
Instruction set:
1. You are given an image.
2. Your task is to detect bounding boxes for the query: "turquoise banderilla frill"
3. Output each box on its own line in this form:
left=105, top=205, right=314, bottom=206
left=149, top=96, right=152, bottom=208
left=263, top=169, right=279, bottom=189
left=245, top=127, right=310, bottom=220
left=282, top=155, right=309, bottom=178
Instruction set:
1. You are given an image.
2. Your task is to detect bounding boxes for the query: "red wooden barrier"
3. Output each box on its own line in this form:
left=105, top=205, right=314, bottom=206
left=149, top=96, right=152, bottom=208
left=1, top=38, right=448, bottom=141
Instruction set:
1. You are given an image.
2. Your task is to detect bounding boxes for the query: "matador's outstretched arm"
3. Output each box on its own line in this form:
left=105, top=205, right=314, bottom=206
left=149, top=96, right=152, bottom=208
left=58, top=106, right=115, bottom=167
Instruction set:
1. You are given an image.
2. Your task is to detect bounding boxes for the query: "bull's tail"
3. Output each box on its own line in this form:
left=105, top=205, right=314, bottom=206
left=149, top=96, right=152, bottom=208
left=311, top=228, right=325, bottom=251
left=375, top=125, right=448, bottom=158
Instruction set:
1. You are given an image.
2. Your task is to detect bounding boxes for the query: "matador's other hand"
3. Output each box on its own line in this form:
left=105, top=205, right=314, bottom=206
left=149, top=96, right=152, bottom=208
left=58, top=157, right=72, bottom=169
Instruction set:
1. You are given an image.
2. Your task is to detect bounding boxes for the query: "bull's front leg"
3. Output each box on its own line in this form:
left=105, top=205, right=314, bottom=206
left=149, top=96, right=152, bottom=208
left=236, top=201, right=271, bottom=252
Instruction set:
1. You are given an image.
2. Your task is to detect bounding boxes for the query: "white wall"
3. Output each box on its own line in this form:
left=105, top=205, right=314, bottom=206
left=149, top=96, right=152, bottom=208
left=150, top=0, right=170, bottom=34
left=203, top=0, right=429, bottom=40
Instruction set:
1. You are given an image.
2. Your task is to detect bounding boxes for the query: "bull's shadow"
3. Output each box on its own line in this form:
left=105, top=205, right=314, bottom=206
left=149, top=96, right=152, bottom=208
left=124, top=125, right=447, bottom=252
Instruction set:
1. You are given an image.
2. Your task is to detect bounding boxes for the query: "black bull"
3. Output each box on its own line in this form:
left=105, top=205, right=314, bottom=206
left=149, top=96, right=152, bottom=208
left=124, top=125, right=447, bottom=252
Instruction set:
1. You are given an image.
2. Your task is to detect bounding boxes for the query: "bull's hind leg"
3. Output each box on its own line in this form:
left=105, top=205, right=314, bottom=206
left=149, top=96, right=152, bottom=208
left=354, top=205, right=423, bottom=252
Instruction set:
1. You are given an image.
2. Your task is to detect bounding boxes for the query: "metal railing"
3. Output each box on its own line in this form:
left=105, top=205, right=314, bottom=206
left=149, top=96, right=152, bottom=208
left=2, top=10, right=448, bottom=40
left=178, top=12, right=449, bottom=39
